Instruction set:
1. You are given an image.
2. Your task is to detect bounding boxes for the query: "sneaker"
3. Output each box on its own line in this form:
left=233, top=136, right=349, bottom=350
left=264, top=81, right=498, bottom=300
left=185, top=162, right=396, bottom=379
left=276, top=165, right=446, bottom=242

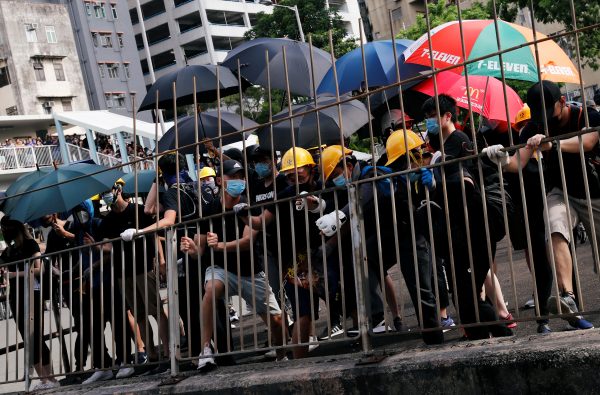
left=537, top=323, right=552, bottom=334
left=308, top=335, right=319, bottom=352
left=372, top=320, right=393, bottom=333
left=566, top=317, right=594, bottom=331
left=147, top=362, right=170, bottom=375
left=346, top=327, right=359, bottom=337
left=276, top=356, right=289, bottom=362
left=82, top=370, right=114, bottom=384
left=318, top=324, right=344, bottom=340
left=441, top=316, right=456, bottom=333
left=197, top=346, right=216, bottom=371
left=115, top=364, right=135, bottom=379
left=31, top=381, right=60, bottom=390
left=502, top=312, right=518, bottom=329
left=524, top=298, right=535, bottom=309
left=393, top=316, right=404, bottom=332
left=547, top=293, right=579, bottom=316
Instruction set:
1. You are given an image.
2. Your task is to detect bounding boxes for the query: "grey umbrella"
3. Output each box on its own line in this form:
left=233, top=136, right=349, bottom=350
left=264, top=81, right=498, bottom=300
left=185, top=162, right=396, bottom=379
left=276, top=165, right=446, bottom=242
left=221, top=38, right=333, bottom=97
left=256, top=96, right=370, bottom=151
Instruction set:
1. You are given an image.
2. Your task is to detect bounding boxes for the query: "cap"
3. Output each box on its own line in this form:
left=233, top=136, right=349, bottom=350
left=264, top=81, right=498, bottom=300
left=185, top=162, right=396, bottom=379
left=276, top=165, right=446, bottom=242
left=221, top=159, right=244, bottom=176
left=526, top=81, right=562, bottom=125
left=250, top=145, right=273, bottom=160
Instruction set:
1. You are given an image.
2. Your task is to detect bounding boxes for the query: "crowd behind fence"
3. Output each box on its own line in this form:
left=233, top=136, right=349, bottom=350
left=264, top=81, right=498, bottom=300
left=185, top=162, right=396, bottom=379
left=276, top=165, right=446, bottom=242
left=0, top=1, right=600, bottom=391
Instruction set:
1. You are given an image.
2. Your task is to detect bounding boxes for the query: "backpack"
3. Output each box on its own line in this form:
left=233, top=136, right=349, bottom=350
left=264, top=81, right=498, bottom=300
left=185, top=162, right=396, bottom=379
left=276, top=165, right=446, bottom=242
left=170, top=182, right=199, bottom=221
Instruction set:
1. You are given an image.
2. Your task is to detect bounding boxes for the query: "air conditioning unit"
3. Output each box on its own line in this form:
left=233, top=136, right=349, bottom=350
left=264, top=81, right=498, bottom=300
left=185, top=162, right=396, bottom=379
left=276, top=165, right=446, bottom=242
left=42, top=101, right=55, bottom=108
left=27, top=23, right=38, bottom=30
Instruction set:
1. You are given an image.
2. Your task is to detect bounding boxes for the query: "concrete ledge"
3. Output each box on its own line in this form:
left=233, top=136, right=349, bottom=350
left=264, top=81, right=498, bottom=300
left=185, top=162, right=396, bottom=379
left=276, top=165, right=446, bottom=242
left=45, top=329, right=600, bottom=395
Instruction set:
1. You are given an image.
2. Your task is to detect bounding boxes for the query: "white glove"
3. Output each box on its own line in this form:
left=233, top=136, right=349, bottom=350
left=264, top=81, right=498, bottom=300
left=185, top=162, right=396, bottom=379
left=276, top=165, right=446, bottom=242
left=233, top=202, right=249, bottom=216
left=315, top=210, right=347, bottom=237
left=120, top=228, right=137, bottom=242
left=483, top=144, right=510, bottom=168
left=295, top=191, right=308, bottom=211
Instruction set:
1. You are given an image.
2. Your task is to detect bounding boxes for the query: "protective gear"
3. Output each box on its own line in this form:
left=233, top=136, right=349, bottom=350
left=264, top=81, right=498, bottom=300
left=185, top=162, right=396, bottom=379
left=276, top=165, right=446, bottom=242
left=483, top=144, right=511, bottom=168
left=254, top=162, right=272, bottom=179
left=420, top=168, right=435, bottom=190
left=199, top=167, right=216, bottom=179
left=315, top=210, right=347, bottom=237
left=120, top=228, right=137, bottom=242
left=233, top=203, right=249, bottom=217
left=203, top=180, right=216, bottom=191
left=280, top=147, right=315, bottom=173
left=332, top=173, right=348, bottom=187
left=319, top=145, right=353, bottom=181
left=102, top=192, right=114, bottom=206
left=115, top=178, right=125, bottom=187
left=74, top=211, right=90, bottom=225
left=225, top=179, right=246, bottom=197
left=425, top=117, right=440, bottom=135
left=514, top=104, right=530, bottom=127
left=90, top=194, right=101, bottom=201
left=385, top=129, right=424, bottom=166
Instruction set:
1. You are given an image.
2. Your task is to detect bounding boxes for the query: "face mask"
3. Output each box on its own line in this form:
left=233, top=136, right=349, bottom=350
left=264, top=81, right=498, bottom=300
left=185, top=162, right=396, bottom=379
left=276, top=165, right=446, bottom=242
left=426, top=117, right=440, bottom=135
left=102, top=192, right=114, bottom=205
left=332, top=173, right=348, bottom=187
left=225, top=179, right=246, bottom=197
left=74, top=211, right=90, bottom=224
left=204, top=180, right=216, bottom=190
left=254, top=162, right=271, bottom=178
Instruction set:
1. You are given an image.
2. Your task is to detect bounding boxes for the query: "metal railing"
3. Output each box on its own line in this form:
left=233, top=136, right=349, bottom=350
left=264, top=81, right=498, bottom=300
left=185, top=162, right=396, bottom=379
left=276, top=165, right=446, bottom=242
left=0, top=1, right=599, bottom=391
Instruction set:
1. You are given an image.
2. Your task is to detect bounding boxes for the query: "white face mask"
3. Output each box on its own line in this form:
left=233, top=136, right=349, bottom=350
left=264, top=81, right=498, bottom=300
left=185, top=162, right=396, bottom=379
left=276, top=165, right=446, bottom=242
left=74, top=211, right=90, bottom=224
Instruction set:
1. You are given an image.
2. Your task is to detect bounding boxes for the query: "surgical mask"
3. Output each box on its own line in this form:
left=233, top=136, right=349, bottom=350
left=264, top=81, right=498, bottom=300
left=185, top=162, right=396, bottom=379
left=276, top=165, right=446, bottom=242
left=332, top=173, right=348, bottom=187
left=204, top=180, right=216, bottom=190
left=426, top=117, right=440, bottom=135
left=74, top=211, right=90, bottom=224
left=225, top=179, right=246, bottom=197
left=254, top=162, right=271, bottom=179
left=102, top=192, right=114, bottom=205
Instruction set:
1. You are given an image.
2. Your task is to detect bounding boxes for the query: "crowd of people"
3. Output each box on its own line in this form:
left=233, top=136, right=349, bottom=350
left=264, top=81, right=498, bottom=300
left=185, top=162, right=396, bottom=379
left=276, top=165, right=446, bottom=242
left=0, top=82, right=599, bottom=390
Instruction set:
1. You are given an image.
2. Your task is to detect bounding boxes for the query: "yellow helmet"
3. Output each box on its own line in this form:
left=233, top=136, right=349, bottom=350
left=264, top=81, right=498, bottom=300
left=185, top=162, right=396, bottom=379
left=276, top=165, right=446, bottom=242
left=280, top=147, right=316, bottom=173
left=90, top=194, right=101, bottom=201
left=385, top=129, right=424, bottom=166
left=199, top=166, right=216, bottom=179
left=319, top=145, right=353, bottom=181
left=514, top=104, right=530, bottom=127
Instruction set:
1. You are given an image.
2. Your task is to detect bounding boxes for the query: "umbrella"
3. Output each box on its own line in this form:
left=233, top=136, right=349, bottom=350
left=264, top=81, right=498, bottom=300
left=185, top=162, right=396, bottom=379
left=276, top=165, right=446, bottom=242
left=317, top=39, right=429, bottom=95
left=120, top=170, right=164, bottom=194
left=221, top=38, right=333, bottom=97
left=138, top=64, right=249, bottom=112
left=256, top=97, right=370, bottom=151
left=403, top=19, right=580, bottom=84
left=1, top=167, right=53, bottom=213
left=157, top=111, right=258, bottom=155
left=4, top=163, right=124, bottom=223
left=412, top=71, right=524, bottom=123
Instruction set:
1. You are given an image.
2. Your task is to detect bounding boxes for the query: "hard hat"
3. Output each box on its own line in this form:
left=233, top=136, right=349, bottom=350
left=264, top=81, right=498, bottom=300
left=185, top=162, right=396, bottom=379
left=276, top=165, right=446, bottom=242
left=115, top=178, right=125, bottom=186
left=280, top=147, right=316, bottom=173
left=514, top=104, right=531, bottom=126
left=319, top=145, right=353, bottom=181
left=90, top=194, right=101, bottom=201
left=199, top=166, right=216, bottom=179
left=385, top=129, right=424, bottom=166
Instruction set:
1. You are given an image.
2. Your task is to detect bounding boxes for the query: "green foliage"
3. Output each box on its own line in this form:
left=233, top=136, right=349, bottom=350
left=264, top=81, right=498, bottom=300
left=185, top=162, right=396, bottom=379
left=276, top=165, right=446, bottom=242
left=495, top=0, right=600, bottom=70
left=348, top=134, right=375, bottom=153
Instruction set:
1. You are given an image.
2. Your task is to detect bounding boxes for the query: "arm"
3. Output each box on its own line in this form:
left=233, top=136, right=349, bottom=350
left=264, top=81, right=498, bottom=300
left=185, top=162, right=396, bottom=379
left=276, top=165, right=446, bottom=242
left=144, top=182, right=160, bottom=215
left=139, top=209, right=177, bottom=232
left=180, top=234, right=207, bottom=258
left=554, top=131, right=599, bottom=153
left=207, top=225, right=258, bottom=253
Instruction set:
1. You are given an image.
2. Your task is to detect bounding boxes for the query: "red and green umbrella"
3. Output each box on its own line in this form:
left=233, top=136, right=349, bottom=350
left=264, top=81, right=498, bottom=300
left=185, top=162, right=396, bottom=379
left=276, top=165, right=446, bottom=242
left=403, top=19, right=580, bottom=84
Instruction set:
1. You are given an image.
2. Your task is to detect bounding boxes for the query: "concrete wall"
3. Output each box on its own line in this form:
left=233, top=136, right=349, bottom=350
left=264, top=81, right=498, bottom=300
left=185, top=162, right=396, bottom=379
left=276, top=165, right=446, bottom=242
left=0, top=1, right=89, bottom=115
left=361, top=0, right=424, bottom=41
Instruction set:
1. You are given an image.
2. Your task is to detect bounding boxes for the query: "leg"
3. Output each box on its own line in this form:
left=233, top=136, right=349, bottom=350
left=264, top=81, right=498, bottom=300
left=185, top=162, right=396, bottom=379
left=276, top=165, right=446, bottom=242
left=201, top=277, right=225, bottom=349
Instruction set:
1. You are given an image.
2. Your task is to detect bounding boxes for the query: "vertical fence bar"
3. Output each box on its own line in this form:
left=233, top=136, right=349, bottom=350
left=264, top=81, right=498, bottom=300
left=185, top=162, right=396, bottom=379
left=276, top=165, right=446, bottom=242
left=166, top=228, right=180, bottom=376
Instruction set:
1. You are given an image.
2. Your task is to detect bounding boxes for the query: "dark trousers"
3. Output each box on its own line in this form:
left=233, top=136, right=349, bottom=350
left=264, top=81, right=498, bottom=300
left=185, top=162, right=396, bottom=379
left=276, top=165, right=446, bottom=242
left=9, top=289, right=51, bottom=366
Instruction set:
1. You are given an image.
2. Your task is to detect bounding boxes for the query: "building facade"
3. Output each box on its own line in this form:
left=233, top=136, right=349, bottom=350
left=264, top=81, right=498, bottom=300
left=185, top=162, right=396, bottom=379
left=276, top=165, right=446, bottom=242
left=357, top=0, right=428, bottom=41
left=0, top=0, right=89, bottom=116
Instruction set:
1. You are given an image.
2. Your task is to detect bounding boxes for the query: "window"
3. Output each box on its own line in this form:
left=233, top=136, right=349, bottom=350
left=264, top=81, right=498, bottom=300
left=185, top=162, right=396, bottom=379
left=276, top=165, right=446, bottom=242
left=107, top=64, right=119, bottom=79
left=115, top=94, right=126, bottom=108
left=33, top=60, right=45, bottom=81
left=0, top=66, right=10, bottom=88
left=91, top=32, right=99, bottom=47
left=111, top=4, right=118, bottom=19
left=61, top=99, right=72, bottom=112
left=53, top=59, right=65, bottom=81
left=105, top=93, right=113, bottom=108
left=123, top=63, right=130, bottom=79
left=117, top=33, right=124, bottom=48
left=98, top=63, right=106, bottom=78
left=85, top=3, right=92, bottom=16
left=45, top=26, right=57, bottom=44
left=101, top=34, right=112, bottom=48
left=94, top=3, right=106, bottom=18
left=24, top=23, right=38, bottom=42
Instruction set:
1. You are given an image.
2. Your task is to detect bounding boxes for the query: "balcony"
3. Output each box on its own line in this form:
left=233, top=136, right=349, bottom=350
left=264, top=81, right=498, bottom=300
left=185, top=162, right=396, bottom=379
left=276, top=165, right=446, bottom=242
left=177, top=12, right=202, bottom=34
left=135, top=23, right=171, bottom=49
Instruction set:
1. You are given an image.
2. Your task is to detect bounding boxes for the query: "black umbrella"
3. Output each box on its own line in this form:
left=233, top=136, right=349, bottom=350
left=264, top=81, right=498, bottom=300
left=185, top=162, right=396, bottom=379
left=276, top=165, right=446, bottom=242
left=138, top=65, right=249, bottom=111
left=256, top=97, right=370, bottom=151
left=221, top=38, right=333, bottom=98
left=157, top=111, right=258, bottom=155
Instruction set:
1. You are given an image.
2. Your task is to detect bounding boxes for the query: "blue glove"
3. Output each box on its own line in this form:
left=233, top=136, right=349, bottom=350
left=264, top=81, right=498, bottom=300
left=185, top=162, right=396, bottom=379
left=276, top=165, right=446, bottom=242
left=420, top=168, right=435, bottom=190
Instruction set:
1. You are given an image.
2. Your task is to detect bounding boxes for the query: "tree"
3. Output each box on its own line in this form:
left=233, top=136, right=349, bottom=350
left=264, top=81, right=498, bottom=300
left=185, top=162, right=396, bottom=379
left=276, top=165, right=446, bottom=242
left=245, top=0, right=356, bottom=59
left=495, top=0, right=600, bottom=70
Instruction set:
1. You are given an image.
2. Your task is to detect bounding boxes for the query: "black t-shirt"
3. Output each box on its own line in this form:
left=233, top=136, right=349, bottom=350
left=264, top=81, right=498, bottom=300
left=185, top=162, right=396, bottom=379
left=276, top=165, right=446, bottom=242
left=96, top=203, right=155, bottom=277
left=161, top=182, right=199, bottom=222
left=199, top=198, right=258, bottom=277
left=2, top=238, right=40, bottom=290
left=45, top=221, right=77, bottom=266
left=520, top=105, right=600, bottom=198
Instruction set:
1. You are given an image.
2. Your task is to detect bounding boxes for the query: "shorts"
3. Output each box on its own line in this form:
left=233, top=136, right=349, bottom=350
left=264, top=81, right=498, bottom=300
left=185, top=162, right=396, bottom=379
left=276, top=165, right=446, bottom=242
left=118, top=271, right=162, bottom=319
left=284, top=281, right=319, bottom=320
left=547, top=187, right=600, bottom=247
left=204, top=266, right=281, bottom=316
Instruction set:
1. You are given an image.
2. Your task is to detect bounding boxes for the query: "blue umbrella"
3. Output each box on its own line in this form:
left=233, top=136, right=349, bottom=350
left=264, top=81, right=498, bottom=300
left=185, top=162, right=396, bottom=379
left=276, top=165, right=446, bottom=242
left=317, top=40, right=428, bottom=95
left=120, top=170, right=165, bottom=194
left=1, top=167, right=53, bottom=213
left=5, top=163, right=124, bottom=223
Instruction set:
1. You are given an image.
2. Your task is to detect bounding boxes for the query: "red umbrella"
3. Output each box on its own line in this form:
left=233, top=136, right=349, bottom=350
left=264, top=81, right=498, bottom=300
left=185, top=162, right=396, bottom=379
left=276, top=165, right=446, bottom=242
left=412, top=71, right=523, bottom=123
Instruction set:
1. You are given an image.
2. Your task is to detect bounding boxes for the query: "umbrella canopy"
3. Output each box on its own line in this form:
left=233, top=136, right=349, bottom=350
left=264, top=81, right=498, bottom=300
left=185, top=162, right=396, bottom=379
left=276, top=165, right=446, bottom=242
left=256, top=97, right=370, bottom=151
left=157, top=111, right=258, bottom=155
left=412, top=71, right=524, bottom=123
left=1, top=168, right=53, bottom=213
left=221, top=38, right=333, bottom=97
left=4, top=163, right=124, bottom=223
left=317, top=39, right=429, bottom=95
left=403, top=19, right=580, bottom=84
left=120, top=170, right=163, bottom=194
left=138, top=65, right=248, bottom=111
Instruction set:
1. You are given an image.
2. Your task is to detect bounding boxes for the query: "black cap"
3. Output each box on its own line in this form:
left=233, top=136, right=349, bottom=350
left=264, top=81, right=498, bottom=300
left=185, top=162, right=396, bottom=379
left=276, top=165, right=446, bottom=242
left=526, top=81, right=562, bottom=125
left=250, top=145, right=273, bottom=160
left=223, top=147, right=243, bottom=163
left=221, top=159, right=244, bottom=176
